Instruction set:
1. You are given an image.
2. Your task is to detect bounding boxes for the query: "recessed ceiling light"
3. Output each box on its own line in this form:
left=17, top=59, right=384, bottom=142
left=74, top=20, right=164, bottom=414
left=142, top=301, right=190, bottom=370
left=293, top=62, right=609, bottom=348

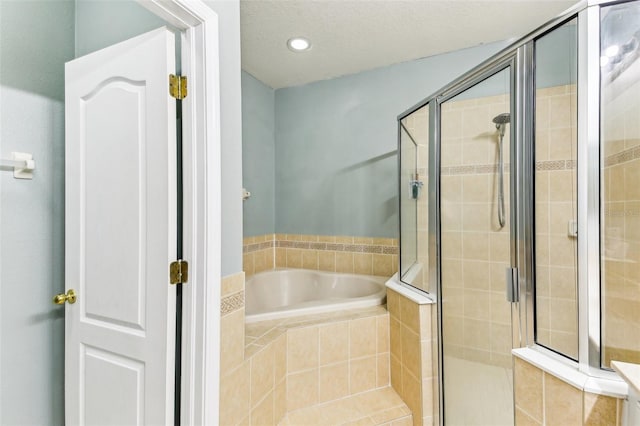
left=287, top=37, right=311, bottom=52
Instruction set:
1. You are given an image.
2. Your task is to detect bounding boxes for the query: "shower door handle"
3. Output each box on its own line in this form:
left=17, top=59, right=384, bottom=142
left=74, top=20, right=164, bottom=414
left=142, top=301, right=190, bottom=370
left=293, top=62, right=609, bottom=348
left=505, top=267, right=519, bottom=303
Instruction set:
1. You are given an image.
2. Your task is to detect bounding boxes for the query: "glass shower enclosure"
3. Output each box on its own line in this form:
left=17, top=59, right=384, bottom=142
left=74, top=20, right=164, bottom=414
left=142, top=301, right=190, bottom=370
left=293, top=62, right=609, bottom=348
left=397, top=0, right=640, bottom=424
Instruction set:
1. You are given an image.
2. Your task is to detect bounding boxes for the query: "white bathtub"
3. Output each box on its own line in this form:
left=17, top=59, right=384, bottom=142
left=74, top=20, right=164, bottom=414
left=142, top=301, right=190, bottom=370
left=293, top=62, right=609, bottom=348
left=245, top=269, right=387, bottom=323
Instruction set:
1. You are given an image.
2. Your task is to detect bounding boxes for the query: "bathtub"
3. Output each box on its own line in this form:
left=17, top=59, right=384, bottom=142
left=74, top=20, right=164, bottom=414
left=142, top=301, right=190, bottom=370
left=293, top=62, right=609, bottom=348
left=245, top=269, right=387, bottom=323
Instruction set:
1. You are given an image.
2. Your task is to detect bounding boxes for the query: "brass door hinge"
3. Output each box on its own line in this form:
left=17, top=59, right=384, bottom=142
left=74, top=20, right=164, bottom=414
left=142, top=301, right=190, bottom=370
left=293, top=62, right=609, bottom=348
left=169, top=74, right=187, bottom=100
left=170, top=260, right=189, bottom=285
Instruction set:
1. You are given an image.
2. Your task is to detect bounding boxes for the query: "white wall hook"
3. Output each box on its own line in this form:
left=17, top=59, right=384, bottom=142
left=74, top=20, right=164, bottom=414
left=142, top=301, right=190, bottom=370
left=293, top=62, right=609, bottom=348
left=0, top=152, right=36, bottom=179
left=242, top=188, right=251, bottom=201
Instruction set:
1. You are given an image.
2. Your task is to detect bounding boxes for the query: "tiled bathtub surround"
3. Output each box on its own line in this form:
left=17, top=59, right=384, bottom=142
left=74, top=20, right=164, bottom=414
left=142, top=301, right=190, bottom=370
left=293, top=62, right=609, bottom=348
left=219, top=269, right=402, bottom=425
left=387, top=288, right=435, bottom=426
left=243, top=234, right=399, bottom=278
left=513, top=356, right=624, bottom=425
left=246, top=307, right=391, bottom=413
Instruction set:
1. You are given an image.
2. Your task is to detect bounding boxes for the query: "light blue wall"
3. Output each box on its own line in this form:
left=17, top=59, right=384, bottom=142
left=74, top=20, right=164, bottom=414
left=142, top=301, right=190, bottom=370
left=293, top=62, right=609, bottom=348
left=74, top=0, right=167, bottom=58
left=273, top=41, right=509, bottom=238
left=75, top=0, right=244, bottom=276
left=203, top=0, right=243, bottom=276
left=242, top=71, right=275, bottom=237
left=0, top=0, right=74, bottom=424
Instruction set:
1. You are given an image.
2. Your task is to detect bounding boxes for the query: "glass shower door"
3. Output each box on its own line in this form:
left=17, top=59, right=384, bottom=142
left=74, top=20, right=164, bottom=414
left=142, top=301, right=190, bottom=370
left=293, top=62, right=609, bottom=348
left=440, top=67, right=514, bottom=425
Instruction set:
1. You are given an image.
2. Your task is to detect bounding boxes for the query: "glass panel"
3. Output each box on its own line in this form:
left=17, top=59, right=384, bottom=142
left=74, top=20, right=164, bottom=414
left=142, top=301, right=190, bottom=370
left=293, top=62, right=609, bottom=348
left=399, top=104, right=429, bottom=291
left=600, top=1, right=640, bottom=367
left=533, top=19, right=579, bottom=360
left=440, top=68, right=513, bottom=425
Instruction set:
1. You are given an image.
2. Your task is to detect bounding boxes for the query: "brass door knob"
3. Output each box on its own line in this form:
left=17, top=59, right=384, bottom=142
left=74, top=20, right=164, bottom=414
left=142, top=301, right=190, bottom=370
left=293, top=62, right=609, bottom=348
left=53, top=289, right=76, bottom=305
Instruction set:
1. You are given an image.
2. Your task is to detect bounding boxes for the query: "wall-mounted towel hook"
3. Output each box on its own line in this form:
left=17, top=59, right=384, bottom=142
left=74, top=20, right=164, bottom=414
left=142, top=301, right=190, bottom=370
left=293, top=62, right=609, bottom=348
left=0, top=152, right=35, bottom=179
left=242, top=188, right=251, bottom=201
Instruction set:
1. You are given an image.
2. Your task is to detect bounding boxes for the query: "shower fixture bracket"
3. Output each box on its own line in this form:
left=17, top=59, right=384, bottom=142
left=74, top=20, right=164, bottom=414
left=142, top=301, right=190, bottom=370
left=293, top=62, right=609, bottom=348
left=409, top=179, right=424, bottom=200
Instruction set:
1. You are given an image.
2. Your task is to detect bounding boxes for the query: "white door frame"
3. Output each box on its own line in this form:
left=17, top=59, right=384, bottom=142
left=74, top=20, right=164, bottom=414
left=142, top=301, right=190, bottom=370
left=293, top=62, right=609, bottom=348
left=138, top=1, right=221, bottom=424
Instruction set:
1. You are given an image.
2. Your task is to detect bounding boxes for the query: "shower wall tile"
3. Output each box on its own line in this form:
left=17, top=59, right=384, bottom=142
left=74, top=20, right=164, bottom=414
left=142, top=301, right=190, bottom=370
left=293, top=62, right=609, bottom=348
left=388, top=288, right=435, bottom=426
left=534, top=85, right=579, bottom=359
left=513, top=357, right=623, bottom=426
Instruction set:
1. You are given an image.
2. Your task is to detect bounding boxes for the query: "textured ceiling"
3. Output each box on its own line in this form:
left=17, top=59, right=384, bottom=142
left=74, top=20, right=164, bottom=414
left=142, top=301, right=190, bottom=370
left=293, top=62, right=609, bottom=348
left=241, top=0, right=580, bottom=89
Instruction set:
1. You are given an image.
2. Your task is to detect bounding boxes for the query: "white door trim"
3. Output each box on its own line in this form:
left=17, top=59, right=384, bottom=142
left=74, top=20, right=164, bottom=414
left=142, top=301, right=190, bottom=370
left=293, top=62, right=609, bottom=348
left=137, top=1, right=221, bottom=424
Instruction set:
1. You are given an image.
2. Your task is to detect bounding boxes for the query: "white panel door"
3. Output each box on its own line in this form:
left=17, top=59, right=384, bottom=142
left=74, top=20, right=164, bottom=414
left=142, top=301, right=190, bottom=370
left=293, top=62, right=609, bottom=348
left=65, top=27, right=177, bottom=425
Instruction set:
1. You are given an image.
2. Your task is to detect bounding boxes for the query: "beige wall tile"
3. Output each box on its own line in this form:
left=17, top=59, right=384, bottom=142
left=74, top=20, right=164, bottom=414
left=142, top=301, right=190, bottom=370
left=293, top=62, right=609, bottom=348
left=275, top=248, right=286, bottom=268
left=387, top=289, right=401, bottom=319
left=373, top=254, right=394, bottom=277
left=514, top=357, right=543, bottom=423
left=400, top=295, right=421, bottom=334
left=354, top=253, right=374, bottom=275
left=377, top=315, right=390, bottom=353
left=221, top=309, right=245, bottom=373
left=583, top=393, right=618, bottom=426
left=222, top=272, right=244, bottom=298
left=319, top=321, right=349, bottom=365
left=401, top=325, right=422, bottom=379
left=254, top=248, right=271, bottom=273
left=318, top=250, right=336, bottom=272
left=377, top=353, right=391, bottom=388
left=243, top=252, right=255, bottom=276
left=287, top=369, right=318, bottom=411
left=350, top=356, right=377, bottom=394
left=419, top=305, right=432, bottom=340
left=274, top=334, right=287, bottom=383
left=250, top=345, right=275, bottom=406
left=220, top=361, right=250, bottom=426
left=421, top=377, right=434, bottom=421
left=286, top=248, right=303, bottom=268
left=336, top=236, right=354, bottom=244
left=287, top=326, right=319, bottom=373
left=274, top=379, right=287, bottom=424
left=515, top=407, right=542, bottom=426
left=319, top=362, right=350, bottom=403
left=250, top=391, right=273, bottom=426
left=391, top=354, right=402, bottom=395
left=544, top=374, right=582, bottom=426
left=401, top=367, right=422, bottom=424
left=302, top=249, right=319, bottom=270
left=421, top=340, right=433, bottom=380
left=350, top=316, right=377, bottom=358
left=336, top=251, right=355, bottom=273
left=390, top=316, right=402, bottom=362
left=354, top=237, right=374, bottom=245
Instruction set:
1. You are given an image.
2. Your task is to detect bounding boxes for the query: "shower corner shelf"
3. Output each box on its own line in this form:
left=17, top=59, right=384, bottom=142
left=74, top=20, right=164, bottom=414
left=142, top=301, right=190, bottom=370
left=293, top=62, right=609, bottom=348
left=0, top=152, right=35, bottom=180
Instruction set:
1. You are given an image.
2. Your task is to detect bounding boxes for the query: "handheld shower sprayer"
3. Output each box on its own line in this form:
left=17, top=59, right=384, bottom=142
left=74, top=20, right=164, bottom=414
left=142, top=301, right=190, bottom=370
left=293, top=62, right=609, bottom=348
left=493, top=112, right=510, bottom=138
left=492, top=112, right=510, bottom=229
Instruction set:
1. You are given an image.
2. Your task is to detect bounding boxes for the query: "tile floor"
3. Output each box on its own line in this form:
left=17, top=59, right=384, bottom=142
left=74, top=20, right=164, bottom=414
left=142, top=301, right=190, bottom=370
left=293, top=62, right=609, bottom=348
left=443, top=356, right=513, bottom=426
left=278, top=387, right=412, bottom=426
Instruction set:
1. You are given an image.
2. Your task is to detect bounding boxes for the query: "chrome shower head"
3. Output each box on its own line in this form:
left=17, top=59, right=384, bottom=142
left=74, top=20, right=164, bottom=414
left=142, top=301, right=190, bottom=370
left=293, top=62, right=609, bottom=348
left=492, top=113, right=511, bottom=125
left=492, top=112, right=510, bottom=138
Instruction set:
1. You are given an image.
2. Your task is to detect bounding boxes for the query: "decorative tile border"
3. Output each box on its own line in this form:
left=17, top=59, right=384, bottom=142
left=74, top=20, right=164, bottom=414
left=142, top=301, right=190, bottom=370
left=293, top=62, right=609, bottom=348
left=441, top=163, right=507, bottom=175
left=603, top=206, right=640, bottom=217
left=604, top=145, right=640, bottom=167
left=221, top=291, right=244, bottom=316
left=441, top=159, right=578, bottom=176
left=535, top=159, right=576, bottom=171
left=243, top=234, right=398, bottom=255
